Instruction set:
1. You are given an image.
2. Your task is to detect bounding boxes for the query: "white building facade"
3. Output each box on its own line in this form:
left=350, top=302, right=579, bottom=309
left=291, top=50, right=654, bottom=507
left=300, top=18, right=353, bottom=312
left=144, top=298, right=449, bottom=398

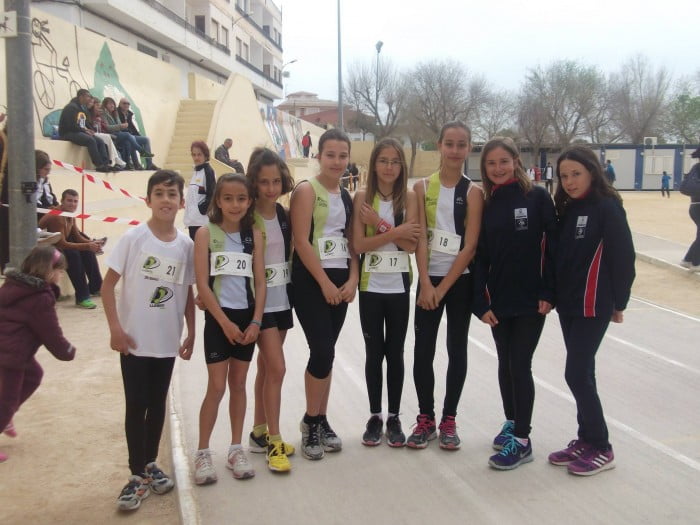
left=32, top=0, right=285, bottom=102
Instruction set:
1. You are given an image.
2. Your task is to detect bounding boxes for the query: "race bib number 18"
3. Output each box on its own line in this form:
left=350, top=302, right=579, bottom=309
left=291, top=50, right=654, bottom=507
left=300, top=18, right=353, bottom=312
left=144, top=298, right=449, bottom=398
left=428, top=228, right=460, bottom=256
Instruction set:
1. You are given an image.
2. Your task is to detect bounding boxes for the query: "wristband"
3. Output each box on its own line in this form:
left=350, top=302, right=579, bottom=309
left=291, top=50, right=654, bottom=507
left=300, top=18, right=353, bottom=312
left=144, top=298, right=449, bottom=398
left=250, top=319, right=262, bottom=327
left=376, top=219, right=392, bottom=234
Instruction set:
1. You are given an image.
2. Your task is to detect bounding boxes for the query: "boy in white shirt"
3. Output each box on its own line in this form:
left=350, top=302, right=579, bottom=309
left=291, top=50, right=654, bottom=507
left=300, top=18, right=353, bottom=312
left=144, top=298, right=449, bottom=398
left=101, top=170, right=195, bottom=512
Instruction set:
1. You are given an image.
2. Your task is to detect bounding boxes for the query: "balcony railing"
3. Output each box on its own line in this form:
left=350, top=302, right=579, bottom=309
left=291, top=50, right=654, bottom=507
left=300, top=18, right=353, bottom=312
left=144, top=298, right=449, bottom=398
left=142, top=0, right=231, bottom=55
left=236, top=5, right=283, bottom=52
left=235, top=55, right=283, bottom=89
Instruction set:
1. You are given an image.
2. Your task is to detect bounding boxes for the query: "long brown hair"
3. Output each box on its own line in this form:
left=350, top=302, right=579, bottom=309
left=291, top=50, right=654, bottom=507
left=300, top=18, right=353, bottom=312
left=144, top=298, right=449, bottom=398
left=554, top=145, right=621, bottom=216
left=21, top=246, right=67, bottom=280
left=480, top=137, right=531, bottom=201
left=246, top=147, right=294, bottom=197
left=365, top=138, right=408, bottom=218
left=208, top=173, right=255, bottom=230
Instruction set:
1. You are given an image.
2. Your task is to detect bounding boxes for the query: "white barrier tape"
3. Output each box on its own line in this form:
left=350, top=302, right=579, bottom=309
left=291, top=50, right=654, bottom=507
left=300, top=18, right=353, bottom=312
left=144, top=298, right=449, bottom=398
left=52, top=159, right=147, bottom=202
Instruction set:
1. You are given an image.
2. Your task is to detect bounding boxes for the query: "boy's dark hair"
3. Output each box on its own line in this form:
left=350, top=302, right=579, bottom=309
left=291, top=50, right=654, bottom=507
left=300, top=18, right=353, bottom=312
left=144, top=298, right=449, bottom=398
left=246, top=147, right=294, bottom=196
left=76, top=88, right=90, bottom=98
left=35, top=150, right=51, bottom=172
left=147, top=170, right=185, bottom=199
left=61, top=188, right=79, bottom=200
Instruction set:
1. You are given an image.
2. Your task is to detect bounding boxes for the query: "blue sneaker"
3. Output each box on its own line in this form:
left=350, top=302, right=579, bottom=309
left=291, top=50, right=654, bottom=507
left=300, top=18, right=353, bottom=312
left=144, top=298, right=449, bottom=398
left=489, top=437, right=533, bottom=470
left=492, top=420, right=514, bottom=451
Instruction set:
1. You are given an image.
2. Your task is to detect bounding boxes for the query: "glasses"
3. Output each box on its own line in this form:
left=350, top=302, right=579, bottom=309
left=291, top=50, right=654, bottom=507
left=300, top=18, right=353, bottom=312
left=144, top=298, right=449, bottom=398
left=376, top=159, right=401, bottom=168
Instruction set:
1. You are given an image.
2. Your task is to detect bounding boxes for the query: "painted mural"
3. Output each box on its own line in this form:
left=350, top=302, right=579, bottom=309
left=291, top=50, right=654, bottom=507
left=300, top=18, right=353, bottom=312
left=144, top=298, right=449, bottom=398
left=258, top=102, right=303, bottom=160
left=30, top=17, right=147, bottom=137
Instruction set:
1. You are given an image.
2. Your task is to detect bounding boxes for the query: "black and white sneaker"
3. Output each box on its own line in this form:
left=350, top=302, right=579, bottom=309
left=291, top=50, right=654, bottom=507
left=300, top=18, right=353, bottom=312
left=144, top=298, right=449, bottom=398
left=319, top=415, right=342, bottom=452
left=362, top=415, right=383, bottom=446
left=385, top=415, right=406, bottom=447
left=144, top=462, right=174, bottom=495
left=116, top=475, right=150, bottom=511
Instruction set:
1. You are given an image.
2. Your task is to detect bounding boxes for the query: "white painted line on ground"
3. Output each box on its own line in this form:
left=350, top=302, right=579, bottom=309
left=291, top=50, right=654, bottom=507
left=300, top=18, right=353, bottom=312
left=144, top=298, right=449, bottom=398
left=630, top=296, right=700, bottom=323
left=468, top=334, right=700, bottom=473
left=606, top=334, right=700, bottom=376
left=169, top=363, right=201, bottom=525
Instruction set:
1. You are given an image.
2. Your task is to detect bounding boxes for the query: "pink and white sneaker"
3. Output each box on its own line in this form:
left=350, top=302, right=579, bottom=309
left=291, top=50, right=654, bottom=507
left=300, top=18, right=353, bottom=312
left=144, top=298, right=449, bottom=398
left=567, top=446, right=615, bottom=476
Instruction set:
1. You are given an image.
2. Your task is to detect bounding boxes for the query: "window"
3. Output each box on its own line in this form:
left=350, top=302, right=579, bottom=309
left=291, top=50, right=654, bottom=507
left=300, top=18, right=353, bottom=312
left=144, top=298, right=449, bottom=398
left=243, top=43, right=249, bottom=61
left=194, top=16, right=205, bottom=34
left=221, top=27, right=229, bottom=48
left=236, top=37, right=242, bottom=57
left=137, top=42, right=158, bottom=58
left=212, top=20, right=219, bottom=41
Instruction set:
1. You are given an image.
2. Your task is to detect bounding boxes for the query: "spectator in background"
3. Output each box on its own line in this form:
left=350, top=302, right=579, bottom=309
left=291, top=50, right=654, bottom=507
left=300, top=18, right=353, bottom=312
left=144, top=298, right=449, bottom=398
left=302, top=131, right=312, bottom=158
left=117, top=98, right=158, bottom=170
left=661, top=171, right=671, bottom=198
left=58, top=89, right=111, bottom=172
left=34, top=150, right=58, bottom=212
left=87, top=97, right=125, bottom=171
left=214, top=138, right=245, bottom=173
left=543, top=162, right=554, bottom=195
left=101, top=97, right=147, bottom=171
left=39, top=189, right=105, bottom=309
left=605, top=160, right=616, bottom=186
left=679, top=148, right=700, bottom=271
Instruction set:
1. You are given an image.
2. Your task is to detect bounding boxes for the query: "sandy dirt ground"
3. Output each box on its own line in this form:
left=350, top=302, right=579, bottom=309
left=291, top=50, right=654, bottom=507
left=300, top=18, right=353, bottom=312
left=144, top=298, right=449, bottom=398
left=0, top=189, right=698, bottom=524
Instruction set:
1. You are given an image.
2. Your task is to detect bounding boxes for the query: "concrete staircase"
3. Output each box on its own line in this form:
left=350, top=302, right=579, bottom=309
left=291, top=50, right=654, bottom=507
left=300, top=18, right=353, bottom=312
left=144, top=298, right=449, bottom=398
left=164, top=99, right=217, bottom=175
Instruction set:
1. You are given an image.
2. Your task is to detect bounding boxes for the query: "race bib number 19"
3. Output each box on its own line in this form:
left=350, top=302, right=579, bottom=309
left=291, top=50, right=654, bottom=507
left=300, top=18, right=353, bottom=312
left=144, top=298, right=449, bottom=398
left=266, top=262, right=291, bottom=287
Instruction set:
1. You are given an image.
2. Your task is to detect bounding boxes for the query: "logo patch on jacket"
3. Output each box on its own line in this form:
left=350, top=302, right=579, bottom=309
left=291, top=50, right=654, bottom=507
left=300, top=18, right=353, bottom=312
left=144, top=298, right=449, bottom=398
left=576, top=216, right=588, bottom=239
left=514, top=208, right=528, bottom=231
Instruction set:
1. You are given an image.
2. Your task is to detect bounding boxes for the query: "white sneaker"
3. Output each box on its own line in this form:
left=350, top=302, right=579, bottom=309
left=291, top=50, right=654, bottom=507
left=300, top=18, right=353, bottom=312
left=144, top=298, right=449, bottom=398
left=680, top=260, right=692, bottom=269
left=193, top=449, right=217, bottom=485
left=226, top=448, right=255, bottom=479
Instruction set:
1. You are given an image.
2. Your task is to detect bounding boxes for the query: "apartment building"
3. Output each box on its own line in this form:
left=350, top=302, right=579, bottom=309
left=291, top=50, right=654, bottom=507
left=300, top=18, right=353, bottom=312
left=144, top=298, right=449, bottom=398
left=32, top=0, right=285, bottom=102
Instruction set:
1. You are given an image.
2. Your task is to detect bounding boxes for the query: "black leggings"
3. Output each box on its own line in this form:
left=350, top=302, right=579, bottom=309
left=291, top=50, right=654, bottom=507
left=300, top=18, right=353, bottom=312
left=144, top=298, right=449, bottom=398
left=559, top=314, right=611, bottom=451
left=684, top=204, right=700, bottom=265
left=491, top=314, right=545, bottom=438
left=359, top=291, right=409, bottom=414
left=413, top=273, right=473, bottom=419
left=120, top=354, right=175, bottom=475
left=293, top=265, right=349, bottom=379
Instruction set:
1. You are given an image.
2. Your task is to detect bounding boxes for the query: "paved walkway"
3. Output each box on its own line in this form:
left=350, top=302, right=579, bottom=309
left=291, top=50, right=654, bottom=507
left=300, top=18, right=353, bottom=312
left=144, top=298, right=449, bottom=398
left=170, top=239, right=700, bottom=525
left=633, top=232, right=700, bottom=281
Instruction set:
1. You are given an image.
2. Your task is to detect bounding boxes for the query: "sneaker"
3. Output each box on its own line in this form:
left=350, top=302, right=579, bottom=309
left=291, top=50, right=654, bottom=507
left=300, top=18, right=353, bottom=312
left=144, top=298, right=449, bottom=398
left=144, top=462, right=174, bottom=495
left=489, top=437, right=534, bottom=470
left=226, top=448, right=255, bottom=479
left=248, top=430, right=296, bottom=456
left=548, top=439, right=593, bottom=466
left=116, top=475, right=150, bottom=511
left=76, top=299, right=97, bottom=309
left=125, top=163, right=135, bottom=170
left=193, top=449, right=217, bottom=485
left=362, top=415, right=383, bottom=446
left=492, top=420, right=514, bottom=451
left=267, top=440, right=292, bottom=473
left=406, top=414, right=437, bottom=449
left=37, top=230, right=61, bottom=246
left=385, top=415, right=406, bottom=447
left=300, top=419, right=324, bottom=460
left=141, top=151, right=155, bottom=158
left=567, top=446, right=615, bottom=476
left=438, top=416, right=461, bottom=450
left=680, top=260, right=692, bottom=269
left=3, top=421, right=17, bottom=438
left=319, top=416, right=342, bottom=452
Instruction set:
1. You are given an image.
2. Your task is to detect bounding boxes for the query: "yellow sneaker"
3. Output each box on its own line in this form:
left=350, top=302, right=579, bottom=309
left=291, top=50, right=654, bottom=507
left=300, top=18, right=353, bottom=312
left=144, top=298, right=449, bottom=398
left=267, top=440, right=292, bottom=472
left=249, top=431, right=295, bottom=456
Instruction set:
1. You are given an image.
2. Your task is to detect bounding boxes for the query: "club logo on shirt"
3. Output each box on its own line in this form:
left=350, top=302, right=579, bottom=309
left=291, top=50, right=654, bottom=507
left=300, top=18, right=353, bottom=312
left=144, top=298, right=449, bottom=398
left=142, top=256, right=161, bottom=270
left=427, top=230, right=434, bottom=244
left=368, top=254, right=382, bottom=268
left=149, top=286, right=174, bottom=307
left=215, top=255, right=229, bottom=271
left=455, top=196, right=464, bottom=206
left=323, top=240, right=336, bottom=254
left=514, top=208, right=528, bottom=231
left=576, top=216, right=588, bottom=239
left=316, top=197, right=328, bottom=208
left=265, top=267, right=277, bottom=283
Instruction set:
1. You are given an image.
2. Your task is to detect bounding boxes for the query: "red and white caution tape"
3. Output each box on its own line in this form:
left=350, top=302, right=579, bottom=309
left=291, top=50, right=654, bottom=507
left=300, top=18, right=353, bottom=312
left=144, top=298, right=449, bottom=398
left=52, top=160, right=147, bottom=202
left=37, top=206, right=141, bottom=225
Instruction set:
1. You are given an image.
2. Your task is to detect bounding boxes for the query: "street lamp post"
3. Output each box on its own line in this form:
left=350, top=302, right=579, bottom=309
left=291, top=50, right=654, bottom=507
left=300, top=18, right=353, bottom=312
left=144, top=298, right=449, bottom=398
left=281, top=59, right=297, bottom=99
left=375, top=40, right=383, bottom=139
left=337, top=0, right=343, bottom=131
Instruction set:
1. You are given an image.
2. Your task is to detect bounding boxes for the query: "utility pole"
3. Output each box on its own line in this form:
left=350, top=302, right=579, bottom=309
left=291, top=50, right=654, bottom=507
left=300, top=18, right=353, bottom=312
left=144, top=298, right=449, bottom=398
left=336, top=0, right=343, bottom=131
left=4, top=0, right=36, bottom=270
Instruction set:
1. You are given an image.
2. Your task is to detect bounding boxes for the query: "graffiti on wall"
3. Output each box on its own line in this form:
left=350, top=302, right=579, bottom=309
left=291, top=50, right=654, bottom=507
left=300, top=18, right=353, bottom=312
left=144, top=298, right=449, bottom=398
left=258, top=102, right=304, bottom=160
left=29, top=17, right=147, bottom=137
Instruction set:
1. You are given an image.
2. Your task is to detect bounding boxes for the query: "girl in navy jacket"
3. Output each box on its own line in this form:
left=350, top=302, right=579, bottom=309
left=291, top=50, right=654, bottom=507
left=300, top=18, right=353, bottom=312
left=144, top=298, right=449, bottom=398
left=548, top=145, right=635, bottom=476
left=473, top=137, right=556, bottom=470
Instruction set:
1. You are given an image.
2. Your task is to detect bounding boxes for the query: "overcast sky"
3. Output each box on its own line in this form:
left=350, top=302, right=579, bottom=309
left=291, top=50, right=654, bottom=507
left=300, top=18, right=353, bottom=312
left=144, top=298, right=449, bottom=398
left=278, top=0, right=697, bottom=101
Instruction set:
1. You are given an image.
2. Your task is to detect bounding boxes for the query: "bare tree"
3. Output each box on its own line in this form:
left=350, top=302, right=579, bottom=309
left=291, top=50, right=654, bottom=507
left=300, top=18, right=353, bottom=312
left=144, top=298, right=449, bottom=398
left=408, top=60, right=488, bottom=136
left=609, top=54, right=671, bottom=143
left=522, top=60, right=603, bottom=146
left=517, top=91, right=551, bottom=167
left=344, top=58, right=407, bottom=139
left=474, top=89, right=516, bottom=142
left=399, top=86, right=432, bottom=177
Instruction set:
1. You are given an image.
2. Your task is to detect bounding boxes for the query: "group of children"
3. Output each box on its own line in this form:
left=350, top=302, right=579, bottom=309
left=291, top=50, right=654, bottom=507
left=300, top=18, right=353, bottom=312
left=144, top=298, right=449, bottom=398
left=0, top=122, right=635, bottom=513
